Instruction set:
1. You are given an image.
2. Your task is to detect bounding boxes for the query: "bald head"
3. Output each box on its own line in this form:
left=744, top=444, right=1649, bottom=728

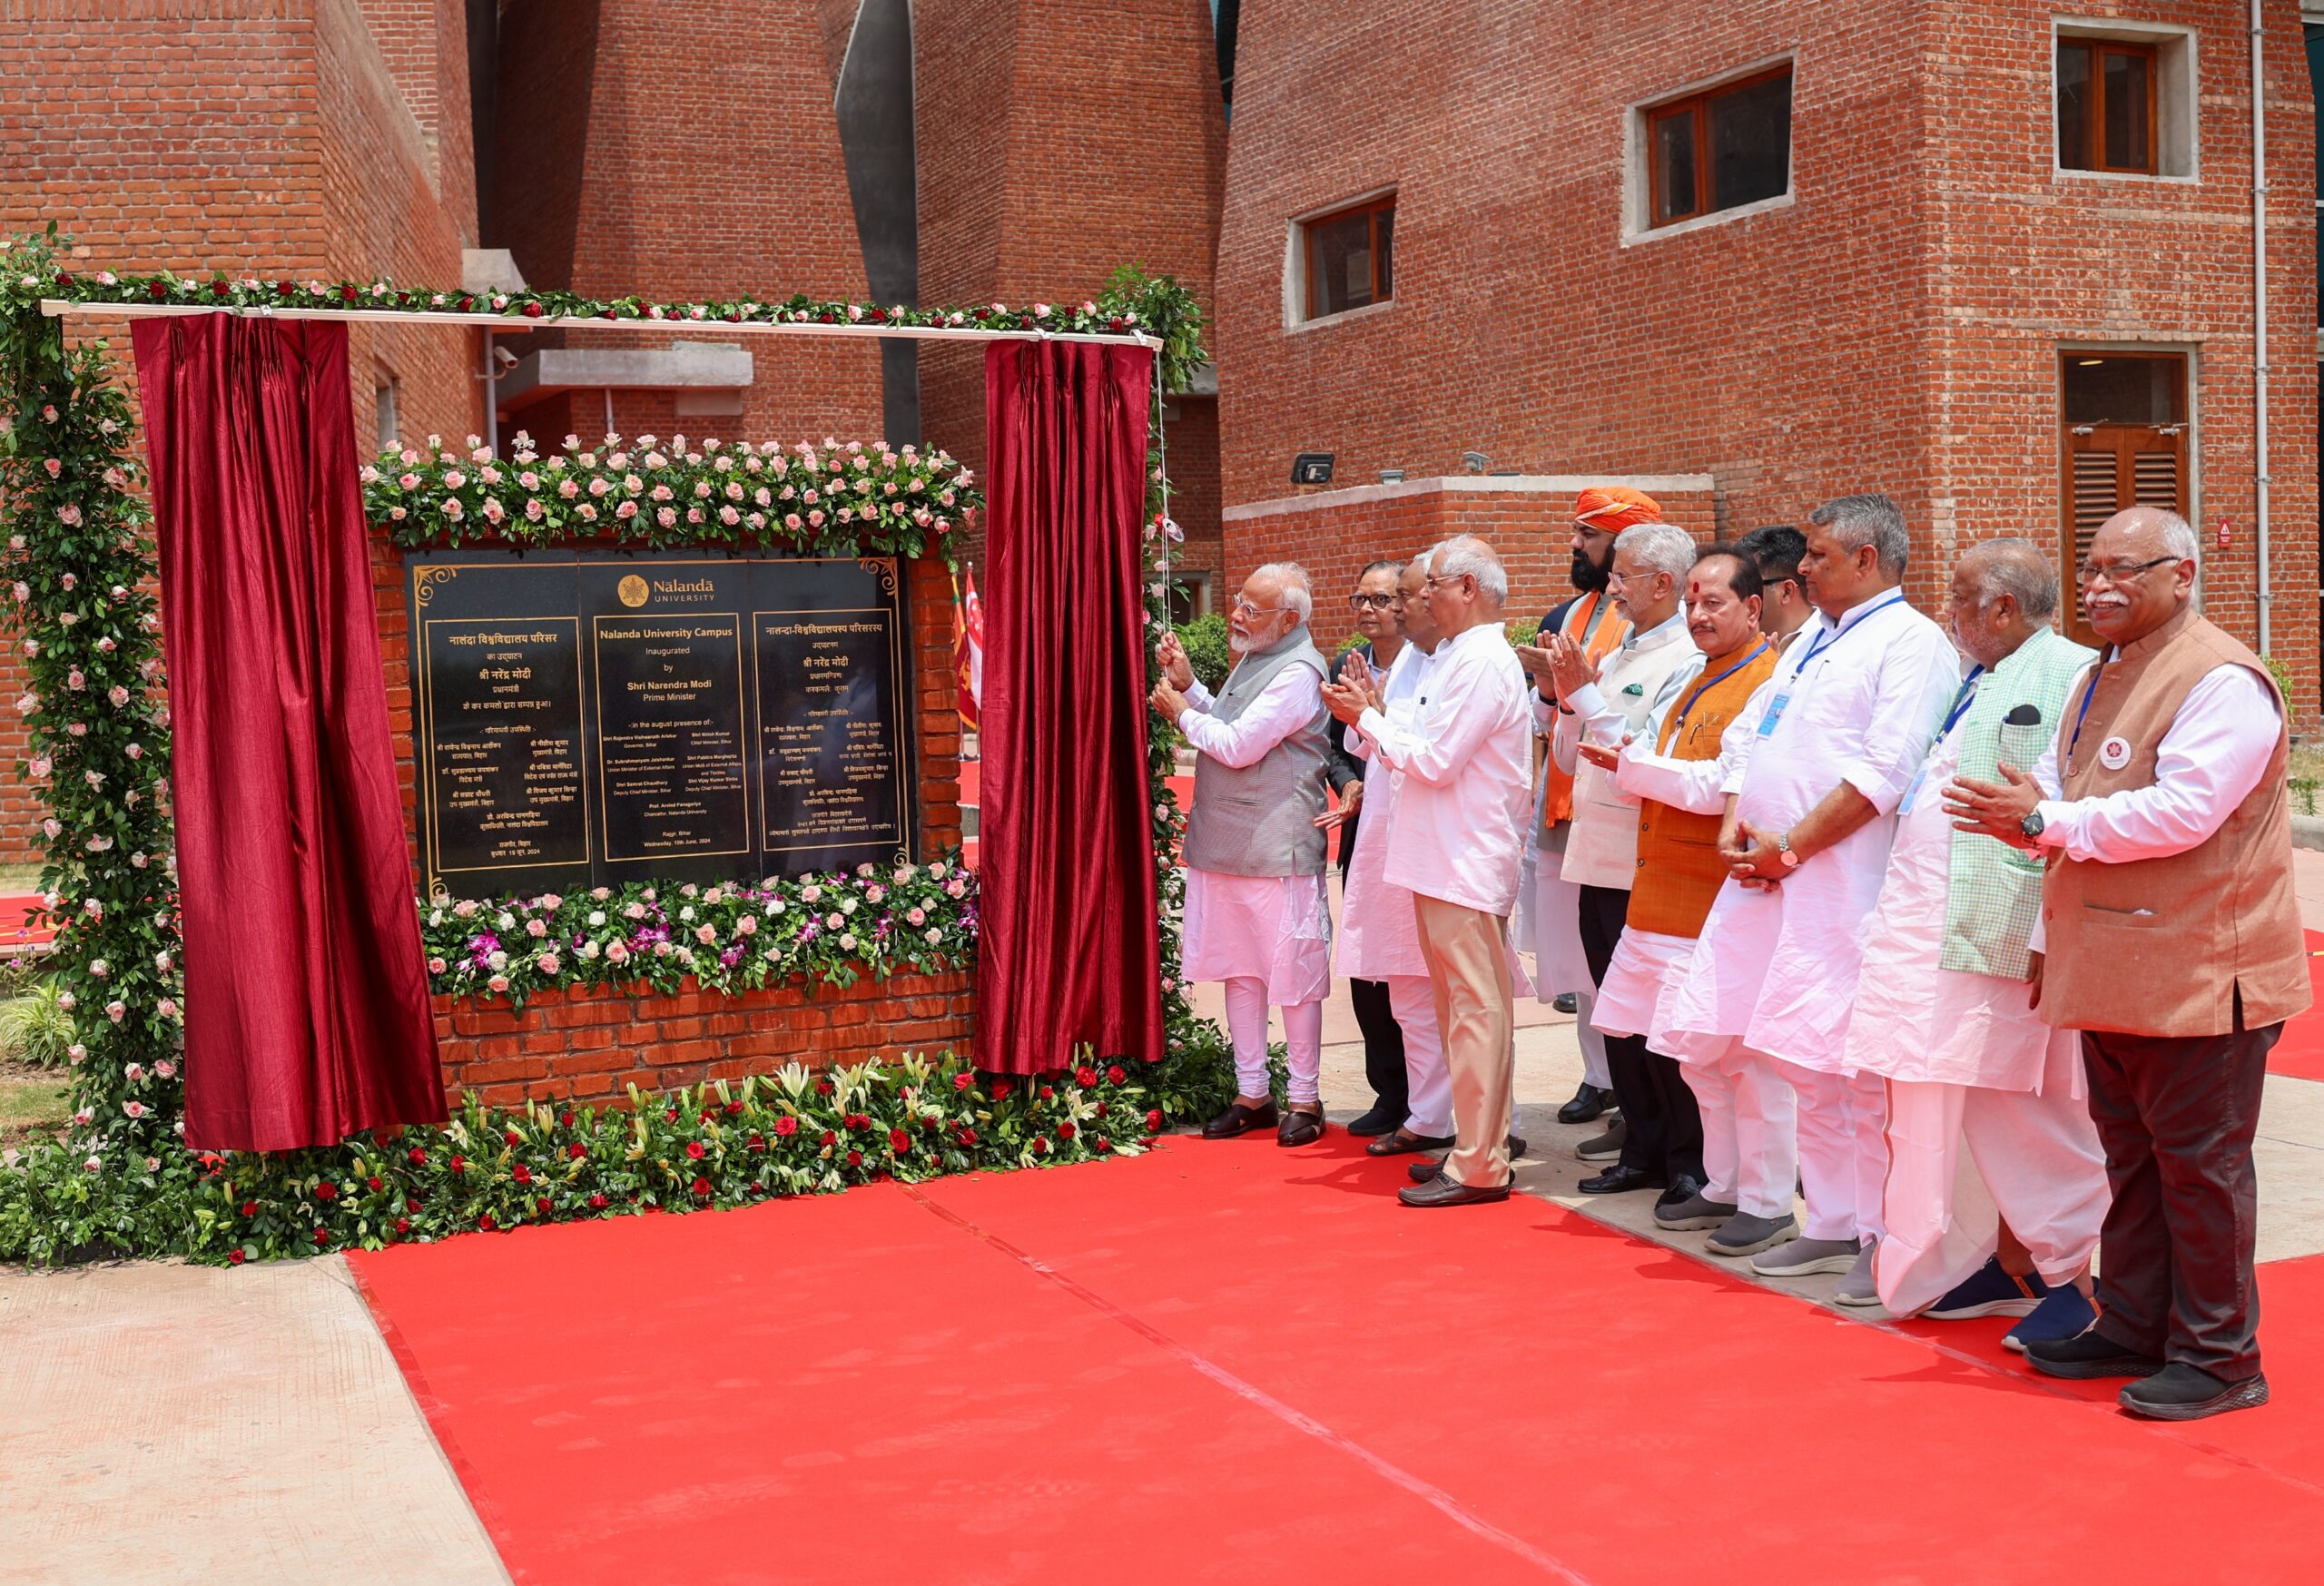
left=2082, top=507, right=2197, bottom=647
left=1423, top=534, right=1509, bottom=638
left=1946, top=537, right=2057, bottom=669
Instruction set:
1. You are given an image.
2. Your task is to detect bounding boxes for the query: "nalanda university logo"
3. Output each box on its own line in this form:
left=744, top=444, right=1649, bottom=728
left=616, top=574, right=651, bottom=608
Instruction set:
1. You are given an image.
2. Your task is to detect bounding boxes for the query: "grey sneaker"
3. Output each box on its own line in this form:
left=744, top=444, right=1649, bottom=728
left=1833, top=1241, right=1882, bottom=1307
left=1752, top=1236, right=1862, bottom=1277
left=1576, top=1117, right=1627, bottom=1162
left=1706, top=1210, right=1797, bottom=1257
left=1654, top=1191, right=1740, bottom=1231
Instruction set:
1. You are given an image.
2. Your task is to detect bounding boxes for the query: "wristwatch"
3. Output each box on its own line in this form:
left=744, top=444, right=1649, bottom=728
left=1776, top=831, right=1802, bottom=869
left=2019, top=809, right=2047, bottom=843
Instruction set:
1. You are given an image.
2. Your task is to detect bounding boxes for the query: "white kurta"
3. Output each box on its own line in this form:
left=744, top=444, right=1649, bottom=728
left=1654, top=592, right=1962, bottom=1076
left=1177, top=667, right=1333, bottom=1003
left=1845, top=717, right=2075, bottom=1092
left=1339, top=644, right=1432, bottom=980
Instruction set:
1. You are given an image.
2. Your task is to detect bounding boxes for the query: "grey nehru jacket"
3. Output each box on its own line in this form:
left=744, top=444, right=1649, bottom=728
left=1182, top=625, right=1332, bottom=877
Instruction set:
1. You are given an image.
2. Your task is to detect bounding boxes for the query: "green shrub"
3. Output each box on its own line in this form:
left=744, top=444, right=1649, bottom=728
left=0, top=980, right=74, bottom=1069
left=1179, top=612, right=1231, bottom=692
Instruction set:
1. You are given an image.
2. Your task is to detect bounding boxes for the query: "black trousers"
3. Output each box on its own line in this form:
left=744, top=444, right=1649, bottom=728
left=1349, top=976, right=1409, bottom=1117
left=1577, top=883, right=1704, bottom=1185
left=2082, top=1009, right=2277, bottom=1383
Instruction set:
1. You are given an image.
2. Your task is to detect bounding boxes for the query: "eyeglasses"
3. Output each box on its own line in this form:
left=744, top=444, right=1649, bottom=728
left=1347, top=592, right=1397, bottom=611
left=2075, top=555, right=2178, bottom=586
left=1231, top=596, right=1290, bottom=617
left=1607, top=569, right=1660, bottom=588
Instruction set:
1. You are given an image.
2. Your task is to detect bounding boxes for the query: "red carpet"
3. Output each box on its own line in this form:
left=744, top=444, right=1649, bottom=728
left=2265, top=931, right=2324, bottom=1080
left=353, top=1138, right=2324, bottom=1585
left=0, top=892, right=54, bottom=957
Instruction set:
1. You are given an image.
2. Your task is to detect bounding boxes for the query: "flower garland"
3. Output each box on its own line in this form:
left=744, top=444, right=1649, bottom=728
left=366, top=429, right=978, bottom=561
left=425, top=859, right=976, bottom=1005
left=0, top=230, right=1236, bottom=1266
left=21, top=263, right=1154, bottom=341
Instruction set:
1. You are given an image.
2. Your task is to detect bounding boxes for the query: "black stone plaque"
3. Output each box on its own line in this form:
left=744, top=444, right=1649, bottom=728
left=405, top=550, right=914, bottom=897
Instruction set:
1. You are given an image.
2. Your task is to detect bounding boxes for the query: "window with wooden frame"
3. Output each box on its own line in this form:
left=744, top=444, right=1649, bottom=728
left=2057, top=37, right=2158, bottom=173
left=1645, top=65, right=1794, bottom=229
left=2060, top=351, right=2187, bottom=645
left=1301, top=194, right=1394, bottom=322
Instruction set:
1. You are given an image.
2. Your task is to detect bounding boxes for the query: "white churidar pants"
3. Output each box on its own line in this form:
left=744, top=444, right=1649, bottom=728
left=1775, top=1059, right=1887, bottom=1244
left=1387, top=973, right=1452, bottom=1137
left=1680, top=1044, right=1798, bottom=1219
left=1224, top=979, right=1323, bottom=1107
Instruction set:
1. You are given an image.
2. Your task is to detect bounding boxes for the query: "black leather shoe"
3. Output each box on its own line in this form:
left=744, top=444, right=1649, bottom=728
left=1398, top=1172, right=1513, bottom=1207
left=1552, top=991, right=1580, bottom=1015
left=1558, top=1082, right=1611, bottom=1126
left=1656, top=1174, right=1709, bottom=1210
left=2024, top=1331, right=2165, bottom=1381
left=1578, top=1163, right=1668, bottom=1196
left=1344, top=1106, right=1403, bottom=1138
left=1276, top=1108, right=1325, bottom=1148
left=2119, top=1364, right=2270, bottom=1421
left=1202, top=1099, right=1279, bottom=1140
left=1367, top=1129, right=1454, bottom=1157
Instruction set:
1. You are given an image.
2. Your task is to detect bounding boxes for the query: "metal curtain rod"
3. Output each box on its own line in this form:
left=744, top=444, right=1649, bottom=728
left=38, top=298, right=1162, bottom=350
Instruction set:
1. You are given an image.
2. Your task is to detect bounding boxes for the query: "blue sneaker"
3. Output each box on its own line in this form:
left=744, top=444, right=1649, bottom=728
left=2004, top=1282, right=2100, bottom=1355
left=1925, top=1256, right=2049, bottom=1320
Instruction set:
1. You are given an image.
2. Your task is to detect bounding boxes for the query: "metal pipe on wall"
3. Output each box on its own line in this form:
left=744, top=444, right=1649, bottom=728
left=2251, top=0, right=2273, bottom=655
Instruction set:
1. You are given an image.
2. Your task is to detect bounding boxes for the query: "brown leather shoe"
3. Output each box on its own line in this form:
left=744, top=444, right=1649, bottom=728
left=1398, top=1172, right=1513, bottom=1207
left=1202, top=1099, right=1279, bottom=1139
left=1408, top=1156, right=1447, bottom=1184
left=1276, top=1108, right=1325, bottom=1148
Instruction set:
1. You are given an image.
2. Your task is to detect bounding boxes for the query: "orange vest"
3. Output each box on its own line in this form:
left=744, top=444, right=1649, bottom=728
left=1628, top=638, right=1779, bottom=940
left=1539, top=591, right=1629, bottom=831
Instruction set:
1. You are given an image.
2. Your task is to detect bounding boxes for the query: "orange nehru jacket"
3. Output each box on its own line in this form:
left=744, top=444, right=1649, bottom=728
left=1628, top=638, right=1780, bottom=940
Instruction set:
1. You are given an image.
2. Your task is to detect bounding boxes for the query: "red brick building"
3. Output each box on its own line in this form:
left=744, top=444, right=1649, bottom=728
left=1214, top=2, right=2323, bottom=704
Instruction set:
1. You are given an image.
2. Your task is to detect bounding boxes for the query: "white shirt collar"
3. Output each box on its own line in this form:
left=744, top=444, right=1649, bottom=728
left=1623, top=608, right=1689, bottom=651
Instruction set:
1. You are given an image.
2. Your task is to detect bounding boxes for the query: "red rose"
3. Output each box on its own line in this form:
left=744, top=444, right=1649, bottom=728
left=815, top=1079, right=835, bottom=1096
left=868, top=307, right=889, bottom=323
left=748, top=1134, right=765, bottom=1151
left=313, top=1181, right=339, bottom=1201
left=953, top=1073, right=974, bottom=1091
left=406, top=1196, right=422, bottom=1212
left=274, top=281, right=293, bottom=294
left=889, top=1128, right=910, bottom=1151
left=845, top=1149, right=862, bottom=1167
left=692, top=1176, right=713, bottom=1197
left=558, top=1109, right=575, bottom=1128
left=774, top=1116, right=798, bottom=1137
left=1108, top=1066, right=1127, bottom=1086
left=240, top=1200, right=257, bottom=1217
left=210, top=279, right=230, bottom=297
left=990, top=1082, right=1009, bottom=1100
left=228, top=1249, right=246, bottom=1265
left=816, top=310, right=835, bottom=323
left=685, top=1141, right=706, bottom=1160
left=1096, top=1102, right=1108, bottom=1118
left=514, top=1165, right=533, bottom=1185
left=365, top=1176, right=385, bottom=1192
left=146, top=280, right=167, bottom=299
left=958, top=1127, right=978, bottom=1146
left=1033, top=1138, right=1050, bottom=1155
left=394, top=1218, right=411, bottom=1235
left=587, top=1193, right=609, bottom=1209
left=820, top=1129, right=837, bottom=1147
left=312, top=1227, right=330, bottom=1244
left=449, top=1155, right=466, bottom=1174
left=1075, top=1066, right=1098, bottom=1088
left=665, top=1107, right=680, bottom=1122
left=1108, top=317, right=1126, bottom=332
left=407, top=1148, right=426, bottom=1166
left=339, top=285, right=356, bottom=301
left=725, top=1100, right=743, bottom=1116
left=700, top=1108, right=718, bottom=1125
left=536, top=1197, right=551, bottom=1214
left=504, top=1129, right=523, bottom=1147
left=478, top=1213, right=497, bottom=1231
left=1146, top=1109, right=1164, bottom=1131
left=457, top=295, right=474, bottom=311
left=54, top=272, right=72, bottom=287
left=598, top=306, right=617, bottom=318
left=1039, top=1087, right=1054, bottom=1101
left=522, top=301, right=544, bottom=318
left=972, top=306, right=990, bottom=320
left=921, top=1115, right=940, bottom=1132
left=1057, top=1122, right=1077, bottom=1141
left=1094, top=1137, right=1113, bottom=1153
left=567, top=1142, right=587, bottom=1159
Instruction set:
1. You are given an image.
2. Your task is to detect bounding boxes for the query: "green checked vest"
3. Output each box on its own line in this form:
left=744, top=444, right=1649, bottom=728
left=1938, top=626, right=2096, bottom=981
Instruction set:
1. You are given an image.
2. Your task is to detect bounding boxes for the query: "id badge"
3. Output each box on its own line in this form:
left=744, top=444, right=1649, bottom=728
left=1757, top=692, right=1790, bottom=738
left=1898, top=766, right=1926, bottom=814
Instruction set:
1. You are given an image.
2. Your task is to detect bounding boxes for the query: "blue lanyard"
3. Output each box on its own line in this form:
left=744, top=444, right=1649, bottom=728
left=2065, top=663, right=2105, bottom=764
left=1665, top=640, right=1772, bottom=742
left=1792, top=590, right=1909, bottom=675
left=1939, top=665, right=1984, bottom=737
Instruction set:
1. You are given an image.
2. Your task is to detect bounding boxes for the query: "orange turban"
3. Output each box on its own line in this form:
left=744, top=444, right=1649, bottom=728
left=1572, top=486, right=1663, bottom=534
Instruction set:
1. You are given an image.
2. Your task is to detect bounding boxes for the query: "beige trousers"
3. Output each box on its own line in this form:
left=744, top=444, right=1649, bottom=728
left=1413, top=893, right=1515, bottom=1187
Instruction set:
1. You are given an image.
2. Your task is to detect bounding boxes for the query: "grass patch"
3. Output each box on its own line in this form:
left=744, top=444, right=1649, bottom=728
left=0, top=1059, right=70, bottom=1154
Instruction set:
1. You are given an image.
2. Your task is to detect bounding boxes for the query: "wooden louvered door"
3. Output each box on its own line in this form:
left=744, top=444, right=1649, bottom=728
left=2061, top=421, right=2186, bottom=645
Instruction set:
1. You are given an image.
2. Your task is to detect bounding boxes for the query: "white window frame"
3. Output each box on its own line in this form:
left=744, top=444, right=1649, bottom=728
left=2051, top=17, right=2199, bottom=184
left=1620, top=52, right=1798, bottom=247
left=1283, top=185, right=1398, bottom=332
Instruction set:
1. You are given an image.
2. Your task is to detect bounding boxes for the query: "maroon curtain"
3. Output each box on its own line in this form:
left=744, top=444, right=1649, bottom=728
left=133, top=315, right=444, bottom=1151
left=976, top=341, right=1163, bottom=1072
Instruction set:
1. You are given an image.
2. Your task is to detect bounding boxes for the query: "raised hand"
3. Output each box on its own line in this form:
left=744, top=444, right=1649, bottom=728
left=1155, top=631, right=1194, bottom=690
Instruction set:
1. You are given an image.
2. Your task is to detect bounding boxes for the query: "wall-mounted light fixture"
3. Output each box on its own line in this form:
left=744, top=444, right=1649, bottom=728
left=1462, top=450, right=1489, bottom=474
left=1378, top=468, right=1406, bottom=484
left=1292, top=452, right=1334, bottom=486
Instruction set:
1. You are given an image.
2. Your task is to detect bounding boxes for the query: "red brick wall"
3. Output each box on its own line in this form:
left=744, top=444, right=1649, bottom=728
left=488, top=0, right=886, bottom=448
left=1226, top=477, right=1717, bottom=650
left=434, top=969, right=973, bottom=1108
left=1216, top=0, right=2319, bottom=720
left=915, top=0, right=1227, bottom=572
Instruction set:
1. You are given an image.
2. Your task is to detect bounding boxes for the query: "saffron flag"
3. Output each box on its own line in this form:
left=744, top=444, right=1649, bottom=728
left=953, top=565, right=984, bottom=728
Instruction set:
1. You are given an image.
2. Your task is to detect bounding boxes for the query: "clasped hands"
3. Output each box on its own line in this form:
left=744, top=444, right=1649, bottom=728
left=1513, top=632, right=1597, bottom=702
left=1320, top=649, right=1384, bottom=725
left=1721, top=820, right=1793, bottom=892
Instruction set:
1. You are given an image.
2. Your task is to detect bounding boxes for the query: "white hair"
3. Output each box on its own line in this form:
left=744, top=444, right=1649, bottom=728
left=1614, top=522, right=1697, bottom=584
left=1406, top=547, right=1433, bottom=578
left=1426, top=536, right=1508, bottom=603
left=2149, top=509, right=2201, bottom=566
left=1248, top=561, right=1314, bottom=622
